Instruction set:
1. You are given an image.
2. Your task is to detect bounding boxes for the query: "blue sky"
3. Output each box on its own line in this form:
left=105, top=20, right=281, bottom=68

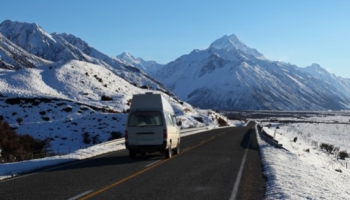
left=1, top=0, right=350, bottom=78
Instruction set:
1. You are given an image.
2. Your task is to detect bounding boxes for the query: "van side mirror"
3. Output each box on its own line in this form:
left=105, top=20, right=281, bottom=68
left=177, top=120, right=182, bottom=126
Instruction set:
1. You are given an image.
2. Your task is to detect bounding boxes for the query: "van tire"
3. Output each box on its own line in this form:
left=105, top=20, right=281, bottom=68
left=174, top=143, right=180, bottom=155
left=129, top=150, right=136, bottom=159
left=165, top=143, right=172, bottom=159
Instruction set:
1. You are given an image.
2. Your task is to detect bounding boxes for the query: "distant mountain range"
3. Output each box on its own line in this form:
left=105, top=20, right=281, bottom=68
left=116, top=52, right=163, bottom=78
left=152, top=34, right=350, bottom=110
left=1, top=19, right=350, bottom=112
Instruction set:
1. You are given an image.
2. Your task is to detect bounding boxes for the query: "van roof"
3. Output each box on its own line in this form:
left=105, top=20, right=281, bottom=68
left=130, top=93, right=174, bottom=113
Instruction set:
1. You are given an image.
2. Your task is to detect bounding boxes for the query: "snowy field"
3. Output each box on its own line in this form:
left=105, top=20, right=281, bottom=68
left=2, top=112, right=350, bottom=200
left=257, top=115, right=350, bottom=199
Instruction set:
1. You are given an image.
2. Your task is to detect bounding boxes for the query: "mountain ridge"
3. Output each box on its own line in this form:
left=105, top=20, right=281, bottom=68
left=154, top=35, right=350, bottom=111
left=116, top=52, right=164, bottom=77
left=1, top=19, right=349, bottom=111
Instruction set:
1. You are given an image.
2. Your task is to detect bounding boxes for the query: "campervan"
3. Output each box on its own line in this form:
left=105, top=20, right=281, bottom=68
left=124, top=93, right=181, bottom=159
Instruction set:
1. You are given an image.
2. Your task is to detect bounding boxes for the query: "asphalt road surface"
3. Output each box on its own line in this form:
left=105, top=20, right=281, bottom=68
left=0, top=122, right=265, bottom=200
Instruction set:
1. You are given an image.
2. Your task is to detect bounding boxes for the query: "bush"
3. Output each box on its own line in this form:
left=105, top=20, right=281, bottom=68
left=92, top=134, right=101, bottom=144
left=0, top=119, right=49, bottom=162
left=16, top=117, right=23, bottom=125
left=193, top=117, right=204, bottom=123
left=217, top=117, right=228, bottom=127
left=42, top=116, right=50, bottom=121
left=108, top=131, right=123, bottom=141
left=293, top=137, right=298, bottom=143
left=338, top=150, right=349, bottom=160
left=62, top=107, right=73, bottom=112
left=320, top=143, right=328, bottom=151
left=82, top=132, right=91, bottom=144
left=101, top=95, right=112, bottom=101
left=320, top=143, right=337, bottom=154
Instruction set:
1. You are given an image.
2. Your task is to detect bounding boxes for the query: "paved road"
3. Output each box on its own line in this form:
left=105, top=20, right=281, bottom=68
left=0, top=122, right=265, bottom=200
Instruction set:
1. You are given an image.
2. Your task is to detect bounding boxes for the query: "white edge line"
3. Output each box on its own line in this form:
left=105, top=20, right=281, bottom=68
left=229, top=131, right=252, bottom=200
left=67, top=190, right=93, bottom=200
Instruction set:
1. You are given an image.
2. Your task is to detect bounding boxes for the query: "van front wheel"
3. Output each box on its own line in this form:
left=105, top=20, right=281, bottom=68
left=165, top=143, right=172, bottom=159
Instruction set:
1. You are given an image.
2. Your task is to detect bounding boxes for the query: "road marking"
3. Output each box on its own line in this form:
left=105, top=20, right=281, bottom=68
left=145, top=160, right=162, bottom=168
left=229, top=131, right=252, bottom=200
left=79, top=134, right=223, bottom=200
left=68, top=190, right=93, bottom=200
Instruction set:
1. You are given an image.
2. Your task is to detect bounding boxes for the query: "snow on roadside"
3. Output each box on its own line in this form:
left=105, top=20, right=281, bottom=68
left=257, top=121, right=350, bottom=199
left=0, top=142, right=125, bottom=181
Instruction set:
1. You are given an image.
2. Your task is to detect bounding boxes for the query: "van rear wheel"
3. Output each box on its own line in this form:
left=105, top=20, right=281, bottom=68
left=174, top=143, right=180, bottom=155
left=165, top=143, right=172, bottom=159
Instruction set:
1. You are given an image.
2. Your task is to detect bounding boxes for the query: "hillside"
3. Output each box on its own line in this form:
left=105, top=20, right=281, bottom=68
left=0, top=20, right=231, bottom=154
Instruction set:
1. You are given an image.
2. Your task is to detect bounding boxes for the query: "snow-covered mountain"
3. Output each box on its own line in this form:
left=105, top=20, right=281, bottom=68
left=1, top=59, right=228, bottom=151
left=0, top=20, right=167, bottom=92
left=155, top=34, right=350, bottom=111
left=116, top=52, right=163, bottom=77
left=301, top=64, right=350, bottom=99
left=0, top=20, right=232, bottom=153
left=210, top=34, right=264, bottom=59
left=0, top=32, right=52, bottom=70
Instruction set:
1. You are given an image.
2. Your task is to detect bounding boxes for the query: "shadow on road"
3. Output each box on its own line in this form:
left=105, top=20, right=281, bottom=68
left=240, top=128, right=259, bottom=151
left=23, top=151, right=166, bottom=175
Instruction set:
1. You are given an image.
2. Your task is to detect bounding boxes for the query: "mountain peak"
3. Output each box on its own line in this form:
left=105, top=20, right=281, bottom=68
left=118, top=52, right=134, bottom=59
left=117, top=52, right=163, bottom=76
left=209, top=34, right=264, bottom=58
left=0, top=20, right=56, bottom=54
left=301, top=63, right=336, bottom=81
left=0, top=20, right=47, bottom=37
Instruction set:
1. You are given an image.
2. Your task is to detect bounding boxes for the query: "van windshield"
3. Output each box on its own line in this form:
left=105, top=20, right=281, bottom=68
left=128, top=111, right=163, bottom=127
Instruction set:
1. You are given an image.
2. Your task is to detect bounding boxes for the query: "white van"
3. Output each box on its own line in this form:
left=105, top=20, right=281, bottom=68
left=124, top=93, right=181, bottom=159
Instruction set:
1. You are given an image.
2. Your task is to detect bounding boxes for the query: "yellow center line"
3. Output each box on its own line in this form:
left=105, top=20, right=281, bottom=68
left=79, top=133, right=225, bottom=200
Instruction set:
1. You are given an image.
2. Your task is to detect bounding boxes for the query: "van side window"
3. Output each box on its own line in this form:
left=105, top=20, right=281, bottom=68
left=171, top=115, right=177, bottom=126
left=165, top=113, right=174, bottom=126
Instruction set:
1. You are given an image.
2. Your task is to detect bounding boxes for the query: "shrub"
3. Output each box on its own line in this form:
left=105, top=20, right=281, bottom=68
left=320, top=143, right=336, bottom=154
left=42, top=116, right=50, bottom=121
left=108, top=131, right=123, bottom=141
left=16, top=117, right=23, bottom=125
left=101, top=95, right=112, bottom=101
left=217, top=117, right=228, bottom=127
left=193, top=117, right=204, bottom=123
left=92, top=134, right=101, bottom=144
left=82, top=132, right=91, bottom=144
left=0, top=119, right=49, bottom=162
left=127, top=99, right=132, bottom=106
left=62, top=107, right=73, bottom=112
left=293, top=137, right=298, bottom=143
left=338, top=150, right=349, bottom=160
left=320, top=143, right=328, bottom=151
